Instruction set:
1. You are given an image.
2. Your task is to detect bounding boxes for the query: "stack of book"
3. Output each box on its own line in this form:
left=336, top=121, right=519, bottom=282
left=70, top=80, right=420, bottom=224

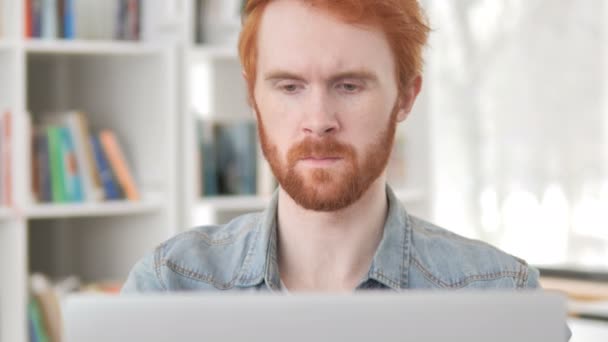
left=193, top=0, right=245, bottom=45
left=28, top=273, right=121, bottom=342
left=32, top=111, right=139, bottom=204
left=24, top=0, right=142, bottom=40
left=0, top=110, right=12, bottom=206
left=197, top=119, right=258, bottom=196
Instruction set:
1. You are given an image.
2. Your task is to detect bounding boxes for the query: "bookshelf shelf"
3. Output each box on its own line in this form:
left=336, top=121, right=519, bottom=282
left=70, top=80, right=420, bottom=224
left=0, top=41, right=14, bottom=51
left=189, top=45, right=238, bottom=61
left=24, top=40, right=166, bottom=56
left=25, top=199, right=164, bottom=220
left=197, top=196, right=272, bottom=212
left=0, top=207, right=12, bottom=220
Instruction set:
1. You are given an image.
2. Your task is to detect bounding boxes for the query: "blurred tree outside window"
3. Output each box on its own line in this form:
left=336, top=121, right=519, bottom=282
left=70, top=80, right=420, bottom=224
left=425, top=0, right=608, bottom=270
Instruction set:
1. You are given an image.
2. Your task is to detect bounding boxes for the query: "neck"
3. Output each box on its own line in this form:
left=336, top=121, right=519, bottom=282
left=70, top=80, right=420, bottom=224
left=276, top=178, right=388, bottom=292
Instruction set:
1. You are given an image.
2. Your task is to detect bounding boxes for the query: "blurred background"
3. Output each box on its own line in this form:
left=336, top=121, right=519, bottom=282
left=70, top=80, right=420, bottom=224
left=425, top=0, right=608, bottom=272
left=0, top=0, right=606, bottom=341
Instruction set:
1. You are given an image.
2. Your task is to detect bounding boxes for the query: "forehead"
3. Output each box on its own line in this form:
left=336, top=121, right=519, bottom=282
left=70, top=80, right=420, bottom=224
left=256, top=0, right=396, bottom=78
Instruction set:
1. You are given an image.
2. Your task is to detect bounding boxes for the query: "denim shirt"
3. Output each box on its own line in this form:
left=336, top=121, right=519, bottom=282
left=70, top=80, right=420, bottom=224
left=123, top=185, right=572, bottom=340
left=122, top=186, right=541, bottom=292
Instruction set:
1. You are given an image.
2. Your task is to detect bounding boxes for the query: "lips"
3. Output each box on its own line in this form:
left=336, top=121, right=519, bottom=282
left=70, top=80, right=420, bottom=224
left=302, top=156, right=341, bottom=161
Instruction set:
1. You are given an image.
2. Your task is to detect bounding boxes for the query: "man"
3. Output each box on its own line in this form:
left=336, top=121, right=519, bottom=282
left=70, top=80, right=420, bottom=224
left=123, top=0, right=539, bottom=293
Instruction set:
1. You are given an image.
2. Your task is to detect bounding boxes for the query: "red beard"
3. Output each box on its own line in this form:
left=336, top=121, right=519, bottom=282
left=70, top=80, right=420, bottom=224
left=256, top=104, right=398, bottom=212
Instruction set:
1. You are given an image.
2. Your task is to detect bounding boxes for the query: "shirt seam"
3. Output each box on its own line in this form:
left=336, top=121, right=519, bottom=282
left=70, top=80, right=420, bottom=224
left=154, top=244, right=168, bottom=291
left=163, top=259, right=236, bottom=290
left=411, top=257, right=524, bottom=288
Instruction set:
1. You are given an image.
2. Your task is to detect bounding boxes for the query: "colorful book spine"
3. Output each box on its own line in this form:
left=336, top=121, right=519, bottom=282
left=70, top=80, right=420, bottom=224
left=63, top=0, right=75, bottom=39
left=25, top=0, right=34, bottom=37
left=67, top=112, right=103, bottom=202
left=198, top=120, right=218, bottom=196
left=215, top=122, right=257, bottom=195
left=41, top=0, right=57, bottom=39
left=47, top=126, right=67, bottom=203
left=33, top=0, right=43, bottom=38
left=27, top=298, right=49, bottom=342
left=60, top=126, right=84, bottom=202
left=35, top=132, right=52, bottom=202
left=115, top=0, right=128, bottom=40
left=56, top=0, right=64, bottom=38
left=99, top=130, right=140, bottom=201
left=90, top=135, right=122, bottom=200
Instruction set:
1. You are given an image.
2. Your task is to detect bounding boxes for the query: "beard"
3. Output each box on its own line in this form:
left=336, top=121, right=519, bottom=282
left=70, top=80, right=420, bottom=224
left=255, top=103, right=399, bottom=212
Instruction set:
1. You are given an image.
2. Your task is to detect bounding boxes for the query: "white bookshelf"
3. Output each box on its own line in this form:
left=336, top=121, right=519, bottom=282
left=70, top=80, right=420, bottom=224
left=189, top=45, right=239, bottom=60
left=0, top=207, right=12, bottom=219
left=0, top=41, right=12, bottom=50
left=24, top=39, right=167, bottom=55
left=0, top=1, right=180, bottom=342
left=25, top=199, right=164, bottom=219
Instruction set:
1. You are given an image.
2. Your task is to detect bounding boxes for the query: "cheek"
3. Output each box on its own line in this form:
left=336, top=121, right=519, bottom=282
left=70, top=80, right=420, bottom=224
left=342, top=99, right=392, bottom=139
left=257, top=98, right=301, bottom=144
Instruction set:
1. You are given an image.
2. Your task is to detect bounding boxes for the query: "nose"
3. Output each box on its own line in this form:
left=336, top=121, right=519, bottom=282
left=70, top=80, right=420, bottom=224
left=301, top=89, right=340, bottom=137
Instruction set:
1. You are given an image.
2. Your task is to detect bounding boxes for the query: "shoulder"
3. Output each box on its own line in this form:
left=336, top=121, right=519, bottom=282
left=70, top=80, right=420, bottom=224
left=122, top=212, right=263, bottom=293
left=408, top=216, right=539, bottom=289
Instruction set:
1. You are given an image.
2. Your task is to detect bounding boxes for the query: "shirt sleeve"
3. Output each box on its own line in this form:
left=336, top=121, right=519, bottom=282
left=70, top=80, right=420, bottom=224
left=121, top=248, right=167, bottom=293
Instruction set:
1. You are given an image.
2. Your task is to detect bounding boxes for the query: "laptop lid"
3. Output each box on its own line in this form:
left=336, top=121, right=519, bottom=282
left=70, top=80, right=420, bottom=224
left=63, top=291, right=566, bottom=342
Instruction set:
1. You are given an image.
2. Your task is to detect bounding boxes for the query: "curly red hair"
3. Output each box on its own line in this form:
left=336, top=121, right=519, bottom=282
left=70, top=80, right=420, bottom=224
left=238, top=0, right=430, bottom=98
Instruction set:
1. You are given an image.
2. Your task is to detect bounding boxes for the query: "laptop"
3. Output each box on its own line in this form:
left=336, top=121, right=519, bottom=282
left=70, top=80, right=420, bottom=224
left=62, top=291, right=567, bottom=342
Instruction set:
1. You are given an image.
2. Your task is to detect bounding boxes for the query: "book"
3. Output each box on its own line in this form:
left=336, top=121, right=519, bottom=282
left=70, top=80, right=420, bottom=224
left=25, top=0, right=138, bottom=41
left=199, top=120, right=258, bottom=196
left=30, top=274, right=62, bottom=342
left=34, top=130, right=52, bottom=202
left=36, top=111, right=104, bottom=203
left=27, top=297, right=49, bottom=342
left=33, top=0, right=42, bottom=38
left=25, top=0, right=34, bottom=37
left=216, top=122, right=257, bottom=195
left=46, top=126, right=68, bottom=203
left=99, top=130, right=140, bottom=201
left=59, top=126, right=84, bottom=202
left=90, top=134, right=122, bottom=200
left=29, top=273, right=82, bottom=342
left=41, top=0, right=57, bottom=39
left=56, top=0, right=63, bottom=38
left=65, top=112, right=103, bottom=202
left=62, top=0, right=75, bottom=39
left=116, top=0, right=141, bottom=41
left=197, top=119, right=218, bottom=196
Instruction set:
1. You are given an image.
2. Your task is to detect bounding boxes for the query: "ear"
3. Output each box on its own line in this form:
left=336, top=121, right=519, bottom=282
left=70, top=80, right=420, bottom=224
left=395, top=75, right=423, bottom=122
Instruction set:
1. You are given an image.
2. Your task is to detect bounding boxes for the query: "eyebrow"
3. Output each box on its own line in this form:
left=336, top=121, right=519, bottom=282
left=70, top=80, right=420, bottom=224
left=263, top=69, right=379, bottom=83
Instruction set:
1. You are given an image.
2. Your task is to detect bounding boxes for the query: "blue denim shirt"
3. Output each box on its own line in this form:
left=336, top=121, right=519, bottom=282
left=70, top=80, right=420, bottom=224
left=123, top=185, right=571, bottom=340
left=123, top=186, right=541, bottom=292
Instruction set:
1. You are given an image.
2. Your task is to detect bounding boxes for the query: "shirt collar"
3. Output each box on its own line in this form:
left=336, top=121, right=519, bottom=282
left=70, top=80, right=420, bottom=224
left=236, top=185, right=412, bottom=291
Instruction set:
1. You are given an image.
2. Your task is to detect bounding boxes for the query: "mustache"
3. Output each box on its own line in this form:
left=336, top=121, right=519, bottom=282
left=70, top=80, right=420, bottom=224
left=287, top=137, right=356, bottom=166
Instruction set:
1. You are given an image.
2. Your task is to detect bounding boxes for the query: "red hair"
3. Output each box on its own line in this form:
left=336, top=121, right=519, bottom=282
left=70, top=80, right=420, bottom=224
left=238, top=0, right=430, bottom=98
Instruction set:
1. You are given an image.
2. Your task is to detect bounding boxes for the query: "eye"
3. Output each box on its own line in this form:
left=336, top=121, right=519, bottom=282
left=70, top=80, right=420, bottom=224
left=276, top=81, right=303, bottom=94
left=282, top=84, right=299, bottom=93
left=337, top=82, right=361, bottom=93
